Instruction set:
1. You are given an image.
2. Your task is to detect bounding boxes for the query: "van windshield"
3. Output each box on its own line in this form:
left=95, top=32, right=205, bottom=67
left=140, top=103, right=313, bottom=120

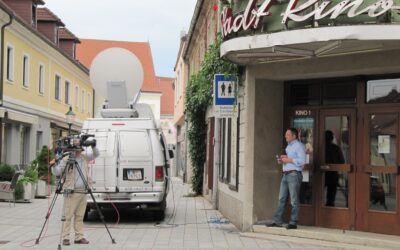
left=119, top=131, right=151, bottom=158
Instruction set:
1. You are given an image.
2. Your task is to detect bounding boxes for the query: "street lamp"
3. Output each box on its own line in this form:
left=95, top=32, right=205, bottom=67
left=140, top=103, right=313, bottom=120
left=65, top=106, right=75, bottom=136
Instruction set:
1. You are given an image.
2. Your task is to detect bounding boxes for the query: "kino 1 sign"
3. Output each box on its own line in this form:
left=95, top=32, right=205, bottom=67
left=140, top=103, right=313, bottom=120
left=221, top=0, right=400, bottom=38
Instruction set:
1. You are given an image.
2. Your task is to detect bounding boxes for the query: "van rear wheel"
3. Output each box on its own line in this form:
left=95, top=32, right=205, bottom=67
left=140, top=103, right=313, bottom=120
left=153, top=210, right=165, bottom=221
left=83, top=206, right=90, bottom=221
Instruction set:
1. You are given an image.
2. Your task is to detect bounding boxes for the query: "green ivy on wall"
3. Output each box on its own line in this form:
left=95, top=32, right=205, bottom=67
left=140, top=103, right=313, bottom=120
left=185, top=35, right=238, bottom=194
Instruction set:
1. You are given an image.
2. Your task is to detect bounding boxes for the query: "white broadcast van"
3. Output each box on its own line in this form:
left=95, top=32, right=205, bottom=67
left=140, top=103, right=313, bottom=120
left=82, top=48, right=172, bottom=220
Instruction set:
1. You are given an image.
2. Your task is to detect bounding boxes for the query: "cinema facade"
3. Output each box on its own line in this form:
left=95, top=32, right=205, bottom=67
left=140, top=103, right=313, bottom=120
left=218, top=0, right=400, bottom=235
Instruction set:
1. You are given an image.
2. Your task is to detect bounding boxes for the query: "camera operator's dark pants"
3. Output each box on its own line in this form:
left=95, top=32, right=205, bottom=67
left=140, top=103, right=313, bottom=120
left=62, top=192, right=87, bottom=241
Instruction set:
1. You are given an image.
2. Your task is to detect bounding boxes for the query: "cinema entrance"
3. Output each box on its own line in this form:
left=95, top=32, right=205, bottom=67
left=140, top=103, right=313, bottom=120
left=286, top=77, right=400, bottom=235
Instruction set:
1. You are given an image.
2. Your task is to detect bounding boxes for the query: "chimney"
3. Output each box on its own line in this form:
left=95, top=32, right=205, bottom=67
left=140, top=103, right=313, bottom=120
left=37, top=8, right=65, bottom=44
left=58, top=28, right=80, bottom=59
left=2, top=0, right=45, bottom=27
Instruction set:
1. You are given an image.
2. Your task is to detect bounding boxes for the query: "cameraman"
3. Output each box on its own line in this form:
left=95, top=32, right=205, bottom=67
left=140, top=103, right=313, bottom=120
left=50, top=137, right=99, bottom=246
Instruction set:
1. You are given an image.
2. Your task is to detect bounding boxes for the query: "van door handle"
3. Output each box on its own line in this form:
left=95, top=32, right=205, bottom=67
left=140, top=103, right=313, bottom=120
left=144, top=180, right=150, bottom=184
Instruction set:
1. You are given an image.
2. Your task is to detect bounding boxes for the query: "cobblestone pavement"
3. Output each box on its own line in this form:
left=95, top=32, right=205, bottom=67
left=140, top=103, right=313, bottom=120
left=0, top=178, right=338, bottom=249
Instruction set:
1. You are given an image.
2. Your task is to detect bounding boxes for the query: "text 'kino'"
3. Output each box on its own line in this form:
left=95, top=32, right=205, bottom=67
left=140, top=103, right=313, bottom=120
left=221, top=0, right=400, bottom=37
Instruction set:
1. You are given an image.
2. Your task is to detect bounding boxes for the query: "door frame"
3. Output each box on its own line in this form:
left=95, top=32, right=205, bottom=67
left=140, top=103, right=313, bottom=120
left=315, top=108, right=357, bottom=230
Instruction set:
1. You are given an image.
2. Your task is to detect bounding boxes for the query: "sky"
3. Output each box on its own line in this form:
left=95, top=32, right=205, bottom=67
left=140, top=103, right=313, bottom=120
left=44, top=0, right=198, bottom=77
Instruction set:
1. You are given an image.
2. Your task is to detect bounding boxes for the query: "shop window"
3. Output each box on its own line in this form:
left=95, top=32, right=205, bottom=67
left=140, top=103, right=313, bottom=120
left=367, top=78, right=400, bottom=104
left=323, top=82, right=356, bottom=105
left=289, top=83, right=320, bottom=106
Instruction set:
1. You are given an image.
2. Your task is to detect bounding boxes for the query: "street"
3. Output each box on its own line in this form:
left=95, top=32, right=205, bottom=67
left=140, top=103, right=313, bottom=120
left=0, top=178, right=338, bottom=250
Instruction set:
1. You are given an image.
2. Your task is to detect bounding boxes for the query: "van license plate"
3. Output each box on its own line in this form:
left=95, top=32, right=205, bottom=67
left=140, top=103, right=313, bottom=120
left=127, top=169, right=142, bottom=180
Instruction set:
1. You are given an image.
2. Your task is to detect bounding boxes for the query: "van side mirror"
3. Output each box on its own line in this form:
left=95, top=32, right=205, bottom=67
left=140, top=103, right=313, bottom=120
left=168, top=149, right=174, bottom=159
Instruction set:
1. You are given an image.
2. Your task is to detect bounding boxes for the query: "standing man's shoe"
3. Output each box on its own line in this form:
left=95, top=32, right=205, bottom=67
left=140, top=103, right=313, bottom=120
left=266, top=222, right=282, bottom=227
left=286, top=224, right=297, bottom=229
left=74, top=238, right=89, bottom=244
left=62, top=239, right=70, bottom=246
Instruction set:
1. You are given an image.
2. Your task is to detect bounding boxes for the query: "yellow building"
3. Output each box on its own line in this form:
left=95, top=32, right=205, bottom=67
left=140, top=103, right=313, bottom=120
left=0, top=1, right=93, bottom=167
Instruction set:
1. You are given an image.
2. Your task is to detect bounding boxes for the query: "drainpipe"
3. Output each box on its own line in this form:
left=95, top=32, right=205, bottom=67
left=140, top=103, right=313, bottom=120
left=0, top=13, right=14, bottom=163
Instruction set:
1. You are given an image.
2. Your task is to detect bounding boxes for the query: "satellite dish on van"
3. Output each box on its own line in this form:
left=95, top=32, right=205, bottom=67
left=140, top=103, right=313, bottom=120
left=90, top=48, right=144, bottom=108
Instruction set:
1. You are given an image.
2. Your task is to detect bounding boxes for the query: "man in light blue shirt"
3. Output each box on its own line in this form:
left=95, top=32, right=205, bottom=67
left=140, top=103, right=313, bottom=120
left=267, top=128, right=306, bottom=229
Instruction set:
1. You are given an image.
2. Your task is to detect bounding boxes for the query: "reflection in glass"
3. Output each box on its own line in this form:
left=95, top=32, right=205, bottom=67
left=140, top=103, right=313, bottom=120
left=324, top=116, right=349, bottom=207
left=370, top=114, right=397, bottom=166
left=323, top=171, right=348, bottom=208
left=369, top=173, right=396, bottom=212
left=293, top=117, right=314, bottom=204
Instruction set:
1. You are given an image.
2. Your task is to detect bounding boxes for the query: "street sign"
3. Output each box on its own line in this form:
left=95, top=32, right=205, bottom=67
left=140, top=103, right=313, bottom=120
left=214, top=74, right=237, bottom=118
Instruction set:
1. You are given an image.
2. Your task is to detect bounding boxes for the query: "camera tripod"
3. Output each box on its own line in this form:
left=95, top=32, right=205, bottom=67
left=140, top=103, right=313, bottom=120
left=35, top=151, right=116, bottom=249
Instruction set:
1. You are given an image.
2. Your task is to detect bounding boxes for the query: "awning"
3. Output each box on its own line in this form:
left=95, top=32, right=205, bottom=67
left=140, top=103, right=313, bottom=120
left=221, top=25, right=400, bottom=65
left=50, top=120, right=81, bottom=132
left=7, top=110, right=38, bottom=124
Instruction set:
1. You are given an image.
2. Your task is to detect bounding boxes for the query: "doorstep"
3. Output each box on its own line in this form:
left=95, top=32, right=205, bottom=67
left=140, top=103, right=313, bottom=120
left=243, top=225, right=400, bottom=250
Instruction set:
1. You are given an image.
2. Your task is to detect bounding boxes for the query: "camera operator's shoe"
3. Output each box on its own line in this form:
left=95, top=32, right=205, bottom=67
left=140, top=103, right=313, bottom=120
left=62, top=239, right=70, bottom=246
left=74, top=238, right=89, bottom=244
left=266, top=222, right=282, bottom=227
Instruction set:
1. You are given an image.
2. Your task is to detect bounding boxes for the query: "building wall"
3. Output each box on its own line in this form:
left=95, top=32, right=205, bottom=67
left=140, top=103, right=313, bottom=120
left=1, top=11, right=91, bottom=166
left=58, top=40, right=74, bottom=58
left=184, top=0, right=218, bottom=188
left=37, top=22, right=56, bottom=43
left=138, top=92, right=161, bottom=120
left=236, top=49, right=400, bottom=230
left=2, top=0, right=33, bottom=25
left=174, top=55, right=186, bottom=126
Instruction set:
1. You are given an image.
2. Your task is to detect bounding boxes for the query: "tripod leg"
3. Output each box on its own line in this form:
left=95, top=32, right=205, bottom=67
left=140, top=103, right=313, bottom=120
left=74, top=161, right=116, bottom=244
left=35, top=192, right=59, bottom=244
left=58, top=193, right=70, bottom=249
left=87, top=189, right=116, bottom=244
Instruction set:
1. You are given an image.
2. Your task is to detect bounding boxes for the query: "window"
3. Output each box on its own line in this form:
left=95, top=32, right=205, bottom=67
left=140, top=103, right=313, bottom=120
left=289, top=83, right=320, bottom=106
left=87, top=93, right=91, bottom=115
left=65, top=81, right=70, bottom=104
left=75, top=86, right=79, bottom=109
left=23, top=55, right=29, bottom=87
left=38, top=65, right=44, bottom=94
left=367, top=78, right=400, bottom=104
left=32, top=4, right=37, bottom=27
left=81, top=90, right=85, bottom=112
left=6, top=45, right=14, bottom=81
left=218, top=109, right=240, bottom=191
left=55, top=75, right=61, bottom=101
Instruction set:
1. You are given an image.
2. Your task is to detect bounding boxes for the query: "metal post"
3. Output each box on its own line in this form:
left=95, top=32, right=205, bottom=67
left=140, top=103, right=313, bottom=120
left=68, top=124, right=71, bottom=136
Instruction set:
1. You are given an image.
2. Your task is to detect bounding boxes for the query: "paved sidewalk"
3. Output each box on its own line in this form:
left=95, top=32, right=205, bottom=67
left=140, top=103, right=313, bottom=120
left=0, top=178, right=338, bottom=249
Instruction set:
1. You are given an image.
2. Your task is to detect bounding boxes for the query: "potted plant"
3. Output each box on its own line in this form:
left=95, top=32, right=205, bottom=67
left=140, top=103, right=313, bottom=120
left=0, top=164, right=16, bottom=201
left=16, top=163, right=38, bottom=202
left=35, top=146, right=54, bottom=197
left=0, top=163, right=15, bottom=181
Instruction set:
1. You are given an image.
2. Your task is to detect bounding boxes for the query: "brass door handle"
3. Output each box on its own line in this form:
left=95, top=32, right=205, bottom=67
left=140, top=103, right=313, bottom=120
left=320, top=165, right=330, bottom=170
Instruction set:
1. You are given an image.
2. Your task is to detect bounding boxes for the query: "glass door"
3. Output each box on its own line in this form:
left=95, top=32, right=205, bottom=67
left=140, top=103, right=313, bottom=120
left=361, top=110, right=400, bottom=235
left=317, top=109, right=356, bottom=229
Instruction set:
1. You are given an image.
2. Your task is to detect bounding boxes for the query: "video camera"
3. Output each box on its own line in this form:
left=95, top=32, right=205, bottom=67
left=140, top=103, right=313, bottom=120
left=56, top=133, right=96, bottom=153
